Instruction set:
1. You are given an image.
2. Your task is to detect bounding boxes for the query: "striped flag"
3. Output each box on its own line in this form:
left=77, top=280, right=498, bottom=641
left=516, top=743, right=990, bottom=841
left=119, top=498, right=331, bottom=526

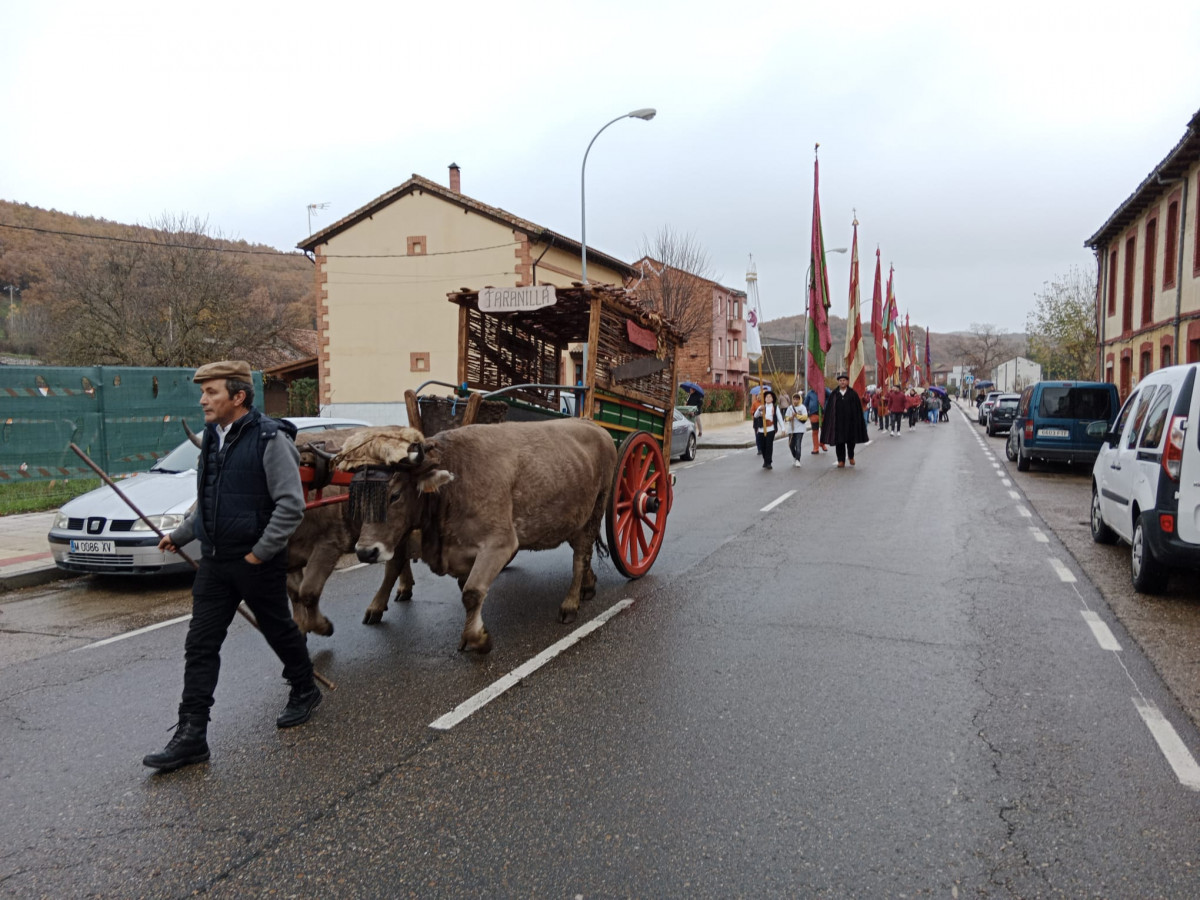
left=806, top=149, right=833, bottom=407
left=885, top=266, right=901, bottom=385
left=924, top=326, right=932, bottom=385
left=903, top=313, right=913, bottom=387
left=870, top=249, right=884, bottom=386
left=843, top=218, right=866, bottom=396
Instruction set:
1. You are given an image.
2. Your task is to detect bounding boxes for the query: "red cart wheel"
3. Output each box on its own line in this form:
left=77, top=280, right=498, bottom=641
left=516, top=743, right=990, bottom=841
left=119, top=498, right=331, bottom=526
left=606, top=430, right=671, bottom=578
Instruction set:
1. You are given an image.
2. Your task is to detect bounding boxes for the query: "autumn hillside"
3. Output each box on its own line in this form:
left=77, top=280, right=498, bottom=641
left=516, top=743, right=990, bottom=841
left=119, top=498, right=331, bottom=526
left=0, top=200, right=315, bottom=366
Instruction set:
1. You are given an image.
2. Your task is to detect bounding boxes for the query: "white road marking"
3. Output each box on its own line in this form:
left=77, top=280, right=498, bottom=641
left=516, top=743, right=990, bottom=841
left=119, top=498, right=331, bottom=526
left=1133, top=698, right=1200, bottom=790
left=996, top=470, right=1006, bottom=477
left=1049, top=557, right=1076, bottom=582
left=1002, top=479, right=1012, bottom=487
left=992, top=462, right=1001, bottom=469
left=1029, top=526, right=1049, bottom=542
left=760, top=490, right=796, bottom=513
left=75, top=614, right=192, bottom=650
left=429, top=599, right=635, bottom=731
left=1016, top=505, right=1032, bottom=518
left=1008, top=490, right=1021, bottom=500
left=338, top=562, right=369, bottom=573
left=1081, top=610, right=1122, bottom=651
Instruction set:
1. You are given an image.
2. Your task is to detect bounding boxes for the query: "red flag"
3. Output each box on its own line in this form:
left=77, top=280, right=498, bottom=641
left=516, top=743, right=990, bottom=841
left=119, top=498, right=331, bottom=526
left=870, top=248, right=884, bottom=386
left=924, top=326, right=932, bottom=385
left=806, top=150, right=833, bottom=406
left=903, top=313, right=912, bottom=387
left=843, top=219, right=866, bottom=396
left=884, top=266, right=899, bottom=386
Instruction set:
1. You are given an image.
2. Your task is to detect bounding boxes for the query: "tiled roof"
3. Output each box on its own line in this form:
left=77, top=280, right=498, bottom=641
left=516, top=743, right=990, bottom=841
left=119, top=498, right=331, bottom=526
left=297, top=174, right=636, bottom=277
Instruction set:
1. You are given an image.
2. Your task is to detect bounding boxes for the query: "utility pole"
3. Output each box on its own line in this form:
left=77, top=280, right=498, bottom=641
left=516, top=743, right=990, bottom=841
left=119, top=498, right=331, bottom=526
left=4, top=284, right=15, bottom=337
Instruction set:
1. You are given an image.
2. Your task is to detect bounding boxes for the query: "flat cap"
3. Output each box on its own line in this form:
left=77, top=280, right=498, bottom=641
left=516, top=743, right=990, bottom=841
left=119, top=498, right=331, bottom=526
left=193, top=360, right=252, bottom=383
left=835, top=371, right=849, bottom=380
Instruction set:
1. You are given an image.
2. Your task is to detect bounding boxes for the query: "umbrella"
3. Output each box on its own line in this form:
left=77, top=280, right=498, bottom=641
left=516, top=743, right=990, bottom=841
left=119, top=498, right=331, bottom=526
left=928, top=385, right=947, bottom=395
left=975, top=380, right=994, bottom=389
left=680, top=381, right=705, bottom=398
left=749, top=385, right=762, bottom=395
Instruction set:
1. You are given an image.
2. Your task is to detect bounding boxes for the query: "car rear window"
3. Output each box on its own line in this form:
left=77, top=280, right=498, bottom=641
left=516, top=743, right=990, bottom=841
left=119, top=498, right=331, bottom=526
left=1036, top=387, right=1113, bottom=419
left=997, top=398, right=1018, bottom=409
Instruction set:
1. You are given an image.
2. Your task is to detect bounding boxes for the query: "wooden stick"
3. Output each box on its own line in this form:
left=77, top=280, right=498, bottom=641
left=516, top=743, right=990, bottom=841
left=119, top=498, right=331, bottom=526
left=68, top=443, right=335, bottom=691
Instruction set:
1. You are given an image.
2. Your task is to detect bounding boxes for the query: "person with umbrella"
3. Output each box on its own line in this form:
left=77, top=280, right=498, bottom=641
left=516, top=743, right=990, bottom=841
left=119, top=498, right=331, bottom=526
left=681, top=381, right=705, bottom=436
left=820, top=372, right=870, bottom=467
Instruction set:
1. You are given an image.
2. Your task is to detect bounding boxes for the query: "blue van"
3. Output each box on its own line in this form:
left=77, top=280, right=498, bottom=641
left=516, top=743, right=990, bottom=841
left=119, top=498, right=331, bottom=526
left=1006, top=381, right=1120, bottom=472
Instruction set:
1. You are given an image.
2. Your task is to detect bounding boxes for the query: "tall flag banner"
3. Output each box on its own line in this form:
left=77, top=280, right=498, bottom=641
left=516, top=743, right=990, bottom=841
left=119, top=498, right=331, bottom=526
left=842, top=216, right=866, bottom=396
left=870, top=248, right=884, bottom=386
left=806, top=146, right=833, bottom=406
left=924, top=326, right=932, bottom=385
left=902, top=313, right=913, bottom=387
left=745, top=255, right=762, bottom=364
left=885, top=266, right=901, bottom=385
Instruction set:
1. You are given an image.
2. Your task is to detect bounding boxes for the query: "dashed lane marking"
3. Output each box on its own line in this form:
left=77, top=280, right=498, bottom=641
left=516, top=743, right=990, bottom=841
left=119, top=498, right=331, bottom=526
left=1029, top=526, right=1049, bottom=542
left=1002, top=479, right=1012, bottom=487
left=1049, top=556, right=1076, bottom=582
left=1016, top=505, right=1032, bottom=518
left=75, top=614, right=192, bottom=650
left=1134, top=698, right=1200, bottom=791
left=429, top=599, right=635, bottom=731
left=1008, top=490, right=1021, bottom=500
left=1082, top=610, right=1122, bottom=651
left=760, top=490, right=797, bottom=513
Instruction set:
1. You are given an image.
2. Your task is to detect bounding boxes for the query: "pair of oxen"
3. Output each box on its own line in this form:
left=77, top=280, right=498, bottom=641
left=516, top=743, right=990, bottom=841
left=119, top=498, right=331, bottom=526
left=288, top=419, right=617, bottom=653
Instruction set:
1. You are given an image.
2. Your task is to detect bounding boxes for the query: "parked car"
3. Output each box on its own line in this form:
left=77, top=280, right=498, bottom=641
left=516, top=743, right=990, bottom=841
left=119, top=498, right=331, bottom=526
left=47, top=417, right=370, bottom=575
left=671, top=407, right=698, bottom=461
left=985, top=393, right=1021, bottom=436
left=1006, top=381, right=1119, bottom=472
left=1089, top=364, right=1200, bottom=593
left=976, top=391, right=1002, bottom=425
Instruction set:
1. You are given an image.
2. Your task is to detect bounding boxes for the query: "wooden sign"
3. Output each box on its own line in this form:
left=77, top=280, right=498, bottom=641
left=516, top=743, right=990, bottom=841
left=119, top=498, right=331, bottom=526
left=479, top=285, right=557, bottom=313
left=611, top=357, right=669, bottom=383
left=626, top=319, right=658, bottom=351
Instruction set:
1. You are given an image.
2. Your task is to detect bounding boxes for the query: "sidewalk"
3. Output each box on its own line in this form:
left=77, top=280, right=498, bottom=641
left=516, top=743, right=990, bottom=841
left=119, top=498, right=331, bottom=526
left=0, top=511, right=69, bottom=592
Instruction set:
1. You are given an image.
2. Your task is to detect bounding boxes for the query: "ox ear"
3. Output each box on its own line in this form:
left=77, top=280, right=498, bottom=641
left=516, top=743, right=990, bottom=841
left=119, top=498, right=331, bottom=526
left=417, top=469, right=455, bottom=494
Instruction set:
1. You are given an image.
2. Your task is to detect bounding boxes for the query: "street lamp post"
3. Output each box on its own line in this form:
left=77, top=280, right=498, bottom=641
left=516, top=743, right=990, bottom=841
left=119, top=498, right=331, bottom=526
left=580, top=108, right=656, bottom=285
left=800, top=247, right=848, bottom=398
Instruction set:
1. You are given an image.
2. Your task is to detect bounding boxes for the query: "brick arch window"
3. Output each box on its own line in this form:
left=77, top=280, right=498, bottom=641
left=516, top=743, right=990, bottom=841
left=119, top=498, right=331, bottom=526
left=1107, top=248, right=1118, bottom=316
left=1123, top=233, right=1136, bottom=333
left=1164, top=197, right=1179, bottom=289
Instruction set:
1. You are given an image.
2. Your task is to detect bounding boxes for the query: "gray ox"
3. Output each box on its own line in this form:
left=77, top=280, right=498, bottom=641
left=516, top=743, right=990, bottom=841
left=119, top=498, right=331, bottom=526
left=287, top=427, right=425, bottom=635
left=338, top=418, right=617, bottom=653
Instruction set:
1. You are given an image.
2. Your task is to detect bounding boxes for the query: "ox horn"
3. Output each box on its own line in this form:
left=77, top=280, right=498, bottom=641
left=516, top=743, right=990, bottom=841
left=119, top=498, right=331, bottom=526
left=406, top=442, right=424, bottom=466
left=308, top=444, right=335, bottom=462
left=181, top=418, right=202, bottom=448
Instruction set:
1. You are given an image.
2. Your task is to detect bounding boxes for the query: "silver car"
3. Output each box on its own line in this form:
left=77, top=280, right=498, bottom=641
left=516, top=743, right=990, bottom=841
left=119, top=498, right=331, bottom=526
left=47, top=417, right=369, bottom=575
left=671, top=407, right=698, bottom=461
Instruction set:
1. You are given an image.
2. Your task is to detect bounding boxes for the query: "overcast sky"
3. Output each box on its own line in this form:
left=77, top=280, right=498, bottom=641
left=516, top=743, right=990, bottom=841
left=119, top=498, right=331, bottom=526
left=4, top=0, right=1199, bottom=334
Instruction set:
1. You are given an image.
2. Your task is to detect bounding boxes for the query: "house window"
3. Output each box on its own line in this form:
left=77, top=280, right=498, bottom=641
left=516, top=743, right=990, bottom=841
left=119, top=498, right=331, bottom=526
left=1107, top=249, right=1118, bottom=316
left=410, top=352, right=430, bottom=372
left=1164, top=200, right=1179, bottom=289
left=1120, top=353, right=1132, bottom=399
left=1141, top=350, right=1152, bottom=380
left=1142, top=215, right=1157, bottom=326
left=1123, top=234, right=1136, bottom=333
left=1161, top=344, right=1173, bottom=368
left=407, top=236, right=427, bottom=256
left=734, top=338, right=740, bottom=358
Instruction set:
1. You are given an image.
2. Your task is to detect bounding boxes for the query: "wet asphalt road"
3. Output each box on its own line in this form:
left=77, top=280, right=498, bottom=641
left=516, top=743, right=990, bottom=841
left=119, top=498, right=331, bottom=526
left=2, top=414, right=1200, bottom=898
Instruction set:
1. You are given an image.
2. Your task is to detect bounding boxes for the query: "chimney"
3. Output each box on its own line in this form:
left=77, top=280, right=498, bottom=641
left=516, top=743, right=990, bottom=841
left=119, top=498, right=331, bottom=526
left=448, top=163, right=461, bottom=193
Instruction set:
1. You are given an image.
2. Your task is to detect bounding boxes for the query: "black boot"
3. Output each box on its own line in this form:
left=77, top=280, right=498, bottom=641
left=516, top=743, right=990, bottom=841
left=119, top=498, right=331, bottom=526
left=143, top=713, right=210, bottom=772
left=277, top=680, right=322, bottom=728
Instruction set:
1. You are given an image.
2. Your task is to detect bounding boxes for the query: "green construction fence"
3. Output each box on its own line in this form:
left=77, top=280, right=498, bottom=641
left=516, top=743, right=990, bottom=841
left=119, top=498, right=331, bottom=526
left=0, top=366, right=263, bottom=483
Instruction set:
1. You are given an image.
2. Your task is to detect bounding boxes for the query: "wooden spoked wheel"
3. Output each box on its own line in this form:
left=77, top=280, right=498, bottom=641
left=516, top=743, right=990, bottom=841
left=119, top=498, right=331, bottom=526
left=606, top=431, right=671, bottom=578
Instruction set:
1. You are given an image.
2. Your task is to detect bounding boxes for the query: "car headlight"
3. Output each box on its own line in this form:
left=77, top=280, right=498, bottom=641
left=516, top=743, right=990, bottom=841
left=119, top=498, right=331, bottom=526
left=53, top=512, right=71, bottom=530
left=130, top=514, right=186, bottom=532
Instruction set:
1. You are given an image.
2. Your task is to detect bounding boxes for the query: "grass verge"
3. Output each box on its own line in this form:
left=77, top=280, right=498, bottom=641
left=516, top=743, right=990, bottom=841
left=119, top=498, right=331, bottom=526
left=0, top=479, right=103, bottom=516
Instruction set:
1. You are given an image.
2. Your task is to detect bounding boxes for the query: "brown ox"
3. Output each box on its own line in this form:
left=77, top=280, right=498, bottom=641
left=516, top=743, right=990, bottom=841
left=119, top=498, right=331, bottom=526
left=338, top=418, right=617, bottom=653
left=286, top=427, right=423, bottom=635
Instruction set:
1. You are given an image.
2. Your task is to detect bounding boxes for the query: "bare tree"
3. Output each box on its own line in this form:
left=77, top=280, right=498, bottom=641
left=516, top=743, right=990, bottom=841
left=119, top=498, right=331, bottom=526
left=630, top=225, right=715, bottom=341
left=46, top=214, right=300, bottom=367
left=1025, top=266, right=1097, bottom=380
left=948, top=323, right=1022, bottom=385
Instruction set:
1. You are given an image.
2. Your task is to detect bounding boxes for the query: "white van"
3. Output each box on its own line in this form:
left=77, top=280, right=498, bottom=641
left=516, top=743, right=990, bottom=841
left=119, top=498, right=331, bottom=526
left=1089, top=363, right=1199, bottom=593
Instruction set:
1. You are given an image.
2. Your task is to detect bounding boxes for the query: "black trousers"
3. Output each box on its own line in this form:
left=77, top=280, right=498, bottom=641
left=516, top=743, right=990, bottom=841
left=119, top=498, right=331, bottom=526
left=179, top=554, right=312, bottom=716
left=834, top=442, right=856, bottom=463
left=761, top=432, right=776, bottom=466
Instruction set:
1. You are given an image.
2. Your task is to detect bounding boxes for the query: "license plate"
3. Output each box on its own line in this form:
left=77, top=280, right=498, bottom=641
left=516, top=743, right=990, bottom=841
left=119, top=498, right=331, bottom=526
left=1039, top=428, right=1070, bottom=438
left=70, top=539, right=115, bottom=554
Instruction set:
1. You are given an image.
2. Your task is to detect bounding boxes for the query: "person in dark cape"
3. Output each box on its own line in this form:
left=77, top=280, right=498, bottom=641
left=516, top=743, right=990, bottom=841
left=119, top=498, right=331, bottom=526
left=820, top=372, right=870, bottom=467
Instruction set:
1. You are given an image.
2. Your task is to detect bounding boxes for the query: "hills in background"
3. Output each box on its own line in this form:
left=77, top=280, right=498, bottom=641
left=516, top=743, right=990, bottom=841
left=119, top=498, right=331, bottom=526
left=760, top=312, right=1028, bottom=371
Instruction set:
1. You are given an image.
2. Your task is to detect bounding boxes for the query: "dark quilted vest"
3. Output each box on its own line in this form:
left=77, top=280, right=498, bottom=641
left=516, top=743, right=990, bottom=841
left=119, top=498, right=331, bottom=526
left=193, top=409, right=292, bottom=559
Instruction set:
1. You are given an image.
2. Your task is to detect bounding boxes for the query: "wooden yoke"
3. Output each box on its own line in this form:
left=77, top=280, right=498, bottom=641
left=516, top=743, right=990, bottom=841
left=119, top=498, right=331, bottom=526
left=459, top=391, right=483, bottom=427
left=405, top=390, right=423, bottom=434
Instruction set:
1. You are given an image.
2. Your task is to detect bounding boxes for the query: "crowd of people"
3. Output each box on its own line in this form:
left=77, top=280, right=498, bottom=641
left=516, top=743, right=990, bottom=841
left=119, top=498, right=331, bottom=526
left=750, top=377, right=951, bottom=470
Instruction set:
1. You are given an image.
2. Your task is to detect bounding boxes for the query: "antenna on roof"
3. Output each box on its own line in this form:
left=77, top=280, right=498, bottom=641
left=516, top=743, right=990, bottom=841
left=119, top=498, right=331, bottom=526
left=306, top=202, right=331, bottom=237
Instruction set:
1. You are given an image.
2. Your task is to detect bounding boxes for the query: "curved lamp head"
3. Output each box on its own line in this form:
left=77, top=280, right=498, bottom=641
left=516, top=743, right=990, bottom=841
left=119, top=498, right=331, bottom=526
left=830, top=247, right=848, bottom=254
left=628, top=108, right=657, bottom=121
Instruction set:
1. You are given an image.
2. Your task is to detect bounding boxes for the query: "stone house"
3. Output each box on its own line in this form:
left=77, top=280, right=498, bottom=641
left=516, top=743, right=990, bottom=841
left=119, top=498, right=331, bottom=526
left=297, top=165, right=634, bottom=422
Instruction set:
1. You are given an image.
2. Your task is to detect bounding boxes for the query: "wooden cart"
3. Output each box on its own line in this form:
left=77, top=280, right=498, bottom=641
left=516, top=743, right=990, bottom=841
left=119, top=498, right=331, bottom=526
left=410, top=283, right=684, bottom=578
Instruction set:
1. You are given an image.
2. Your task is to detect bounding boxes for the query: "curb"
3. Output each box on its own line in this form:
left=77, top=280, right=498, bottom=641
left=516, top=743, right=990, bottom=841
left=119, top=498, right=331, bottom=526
left=0, top=566, right=76, bottom=594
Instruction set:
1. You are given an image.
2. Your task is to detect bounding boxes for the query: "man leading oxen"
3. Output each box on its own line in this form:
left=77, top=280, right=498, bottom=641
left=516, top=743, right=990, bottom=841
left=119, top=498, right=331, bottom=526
left=336, top=418, right=618, bottom=653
